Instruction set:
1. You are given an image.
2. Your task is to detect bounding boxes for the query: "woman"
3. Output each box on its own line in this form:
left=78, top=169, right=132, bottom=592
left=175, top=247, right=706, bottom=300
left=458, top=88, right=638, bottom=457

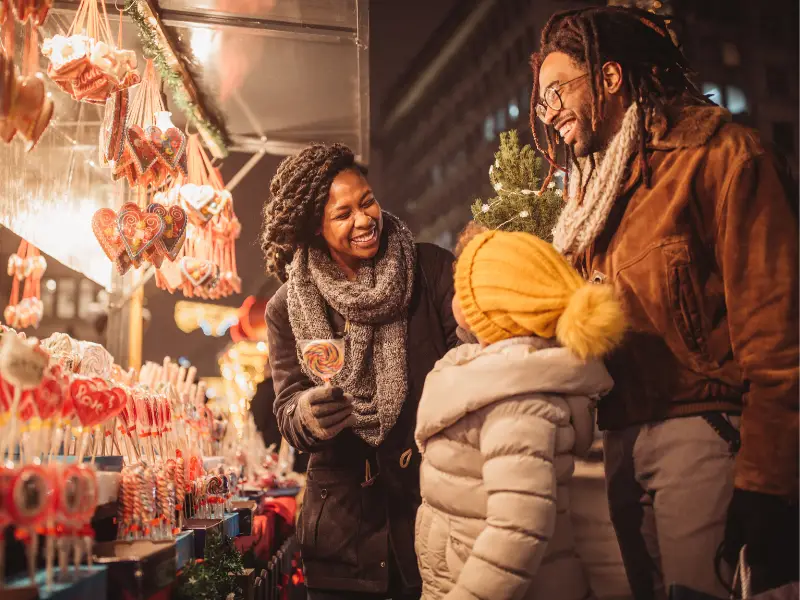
left=261, top=142, right=458, bottom=599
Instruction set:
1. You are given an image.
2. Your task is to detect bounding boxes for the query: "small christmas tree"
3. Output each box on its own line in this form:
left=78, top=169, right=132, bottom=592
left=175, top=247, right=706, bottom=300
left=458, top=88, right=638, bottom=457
left=471, top=130, right=564, bottom=242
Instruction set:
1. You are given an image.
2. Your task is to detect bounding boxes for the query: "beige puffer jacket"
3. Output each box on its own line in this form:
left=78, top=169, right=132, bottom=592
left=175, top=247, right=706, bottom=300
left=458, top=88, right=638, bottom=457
left=414, top=338, right=613, bottom=600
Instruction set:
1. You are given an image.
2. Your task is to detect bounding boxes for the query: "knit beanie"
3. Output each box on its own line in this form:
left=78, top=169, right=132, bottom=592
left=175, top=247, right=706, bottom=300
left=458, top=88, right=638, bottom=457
left=454, top=230, right=625, bottom=359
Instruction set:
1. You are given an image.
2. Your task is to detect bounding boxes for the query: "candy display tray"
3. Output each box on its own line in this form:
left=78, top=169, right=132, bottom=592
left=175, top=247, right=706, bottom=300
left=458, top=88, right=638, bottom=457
left=4, top=565, right=108, bottom=600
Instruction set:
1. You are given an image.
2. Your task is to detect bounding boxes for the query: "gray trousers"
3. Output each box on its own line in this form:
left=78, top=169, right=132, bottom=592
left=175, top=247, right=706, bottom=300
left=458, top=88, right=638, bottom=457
left=604, top=416, right=738, bottom=599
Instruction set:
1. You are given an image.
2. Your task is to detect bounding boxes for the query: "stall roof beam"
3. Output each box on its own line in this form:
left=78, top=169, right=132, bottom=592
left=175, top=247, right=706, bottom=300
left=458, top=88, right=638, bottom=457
left=51, top=0, right=228, bottom=158
left=160, top=9, right=357, bottom=40
left=52, top=2, right=356, bottom=39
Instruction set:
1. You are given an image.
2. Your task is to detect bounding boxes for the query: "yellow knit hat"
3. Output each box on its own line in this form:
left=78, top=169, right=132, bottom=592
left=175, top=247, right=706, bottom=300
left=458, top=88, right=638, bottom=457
left=454, top=230, right=626, bottom=359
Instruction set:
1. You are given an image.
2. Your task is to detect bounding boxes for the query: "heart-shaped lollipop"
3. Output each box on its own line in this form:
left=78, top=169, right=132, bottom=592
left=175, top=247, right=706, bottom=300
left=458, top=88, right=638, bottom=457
left=69, top=378, right=125, bottom=428
left=32, top=365, right=65, bottom=421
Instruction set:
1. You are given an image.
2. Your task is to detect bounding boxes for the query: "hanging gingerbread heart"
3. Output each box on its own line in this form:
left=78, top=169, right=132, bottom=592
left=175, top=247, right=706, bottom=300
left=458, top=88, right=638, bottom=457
left=179, top=257, right=217, bottom=287
left=147, top=125, right=186, bottom=172
left=147, top=203, right=187, bottom=261
left=126, top=125, right=159, bottom=178
left=100, top=87, right=128, bottom=165
left=179, top=183, right=217, bottom=225
left=117, top=204, right=165, bottom=265
left=91, top=207, right=125, bottom=260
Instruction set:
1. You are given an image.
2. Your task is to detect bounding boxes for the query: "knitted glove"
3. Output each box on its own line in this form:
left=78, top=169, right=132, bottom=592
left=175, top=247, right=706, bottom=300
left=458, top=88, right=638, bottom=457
left=294, top=386, right=356, bottom=442
left=721, top=488, right=799, bottom=592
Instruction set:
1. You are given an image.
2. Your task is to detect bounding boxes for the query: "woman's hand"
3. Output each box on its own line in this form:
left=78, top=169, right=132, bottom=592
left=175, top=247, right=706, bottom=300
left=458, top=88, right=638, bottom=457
left=295, top=386, right=357, bottom=441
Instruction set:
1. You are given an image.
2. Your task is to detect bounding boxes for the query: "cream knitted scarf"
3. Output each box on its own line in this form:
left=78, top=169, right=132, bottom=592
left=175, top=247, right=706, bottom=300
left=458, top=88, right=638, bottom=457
left=553, top=103, right=641, bottom=259
left=286, top=213, right=416, bottom=447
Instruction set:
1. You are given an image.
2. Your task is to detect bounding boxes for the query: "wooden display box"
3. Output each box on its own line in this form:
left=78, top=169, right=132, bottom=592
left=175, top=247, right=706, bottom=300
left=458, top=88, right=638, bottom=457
left=93, top=540, right=176, bottom=600
left=182, top=518, right=222, bottom=559
left=230, top=499, right=256, bottom=535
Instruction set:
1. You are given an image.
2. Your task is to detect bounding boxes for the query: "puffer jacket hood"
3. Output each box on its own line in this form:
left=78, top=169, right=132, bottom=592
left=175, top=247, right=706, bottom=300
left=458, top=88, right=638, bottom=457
left=416, top=337, right=613, bottom=451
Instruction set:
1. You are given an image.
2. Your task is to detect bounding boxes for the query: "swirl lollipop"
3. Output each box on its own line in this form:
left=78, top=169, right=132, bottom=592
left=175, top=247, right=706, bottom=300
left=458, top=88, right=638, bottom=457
left=300, top=339, right=344, bottom=385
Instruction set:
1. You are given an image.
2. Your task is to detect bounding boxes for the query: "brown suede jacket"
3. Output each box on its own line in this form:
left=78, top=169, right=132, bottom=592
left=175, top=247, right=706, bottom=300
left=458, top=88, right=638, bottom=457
left=578, top=104, right=799, bottom=498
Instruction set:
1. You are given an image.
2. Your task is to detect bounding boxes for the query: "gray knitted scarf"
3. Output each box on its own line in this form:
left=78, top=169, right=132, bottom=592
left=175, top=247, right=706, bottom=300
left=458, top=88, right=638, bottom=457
left=286, top=213, right=417, bottom=446
left=553, top=102, right=641, bottom=259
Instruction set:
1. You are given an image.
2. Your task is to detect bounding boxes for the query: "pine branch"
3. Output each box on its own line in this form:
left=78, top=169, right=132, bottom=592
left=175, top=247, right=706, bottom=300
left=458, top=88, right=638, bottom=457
left=472, top=130, right=564, bottom=242
left=125, top=0, right=230, bottom=156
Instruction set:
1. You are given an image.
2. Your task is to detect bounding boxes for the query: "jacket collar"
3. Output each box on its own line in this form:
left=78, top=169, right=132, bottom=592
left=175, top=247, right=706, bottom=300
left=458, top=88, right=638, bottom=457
left=647, top=103, right=731, bottom=150
left=615, top=104, right=731, bottom=198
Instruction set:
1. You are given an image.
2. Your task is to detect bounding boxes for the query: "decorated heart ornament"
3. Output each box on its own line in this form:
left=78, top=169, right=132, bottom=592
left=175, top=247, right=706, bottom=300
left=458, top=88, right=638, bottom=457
left=117, top=204, right=165, bottom=262
left=100, top=88, right=128, bottom=165
left=147, top=125, right=186, bottom=171
left=147, top=203, right=187, bottom=261
left=92, top=207, right=125, bottom=261
left=179, top=257, right=217, bottom=287
left=126, top=125, right=159, bottom=176
left=69, top=377, right=125, bottom=428
left=178, top=183, right=216, bottom=224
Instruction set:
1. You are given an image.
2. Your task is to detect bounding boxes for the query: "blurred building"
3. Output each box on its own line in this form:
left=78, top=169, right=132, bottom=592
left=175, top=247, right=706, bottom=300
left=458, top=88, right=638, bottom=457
left=670, top=0, right=799, bottom=177
left=375, top=0, right=600, bottom=246
left=376, top=0, right=798, bottom=247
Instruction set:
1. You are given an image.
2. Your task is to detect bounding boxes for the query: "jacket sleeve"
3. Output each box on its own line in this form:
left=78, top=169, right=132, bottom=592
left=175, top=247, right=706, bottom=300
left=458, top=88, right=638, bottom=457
left=265, top=290, right=335, bottom=454
left=715, top=151, right=799, bottom=497
left=445, top=398, right=558, bottom=600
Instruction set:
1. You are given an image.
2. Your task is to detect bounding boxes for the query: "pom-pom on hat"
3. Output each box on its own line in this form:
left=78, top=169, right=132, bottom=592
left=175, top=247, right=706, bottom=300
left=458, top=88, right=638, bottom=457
left=454, top=230, right=625, bottom=359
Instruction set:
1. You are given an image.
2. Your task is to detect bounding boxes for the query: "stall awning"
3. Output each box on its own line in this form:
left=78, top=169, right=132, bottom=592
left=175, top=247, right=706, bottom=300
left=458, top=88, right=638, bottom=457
left=0, top=0, right=369, bottom=288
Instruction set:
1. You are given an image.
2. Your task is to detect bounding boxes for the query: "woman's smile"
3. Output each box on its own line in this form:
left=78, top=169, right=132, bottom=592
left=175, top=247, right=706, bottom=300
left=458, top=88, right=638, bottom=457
left=351, top=223, right=378, bottom=248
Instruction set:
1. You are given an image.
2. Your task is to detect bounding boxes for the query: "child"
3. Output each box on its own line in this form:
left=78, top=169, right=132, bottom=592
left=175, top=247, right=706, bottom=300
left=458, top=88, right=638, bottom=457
left=414, top=230, right=625, bottom=600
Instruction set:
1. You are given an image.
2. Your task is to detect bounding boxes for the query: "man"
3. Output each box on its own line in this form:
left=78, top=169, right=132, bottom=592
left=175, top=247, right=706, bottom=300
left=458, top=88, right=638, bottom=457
left=530, top=7, right=798, bottom=599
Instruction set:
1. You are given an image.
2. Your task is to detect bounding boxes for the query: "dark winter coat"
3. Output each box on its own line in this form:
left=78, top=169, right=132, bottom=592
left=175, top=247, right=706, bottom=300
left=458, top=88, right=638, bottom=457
left=266, top=243, right=458, bottom=594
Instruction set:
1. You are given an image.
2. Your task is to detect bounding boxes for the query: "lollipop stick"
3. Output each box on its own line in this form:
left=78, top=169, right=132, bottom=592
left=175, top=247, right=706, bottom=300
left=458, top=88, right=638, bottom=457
left=46, top=525, right=55, bottom=588
left=27, top=531, right=38, bottom=583
left=84, top=535, right=93, bottom=567
left=58, top=537, right=69, bottom=580
left=91, top=427, right=99, bottom=465
left=0, top=532, right=5, bottom=589
left=1, top=387, right=22, bottom=462
left=186, top=367, right=197, bottom=390
left=76, top=429, right=89, bottom=463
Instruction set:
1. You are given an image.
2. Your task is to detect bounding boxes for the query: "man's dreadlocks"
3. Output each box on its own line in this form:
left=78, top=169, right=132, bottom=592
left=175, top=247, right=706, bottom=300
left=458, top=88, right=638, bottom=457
left=530, top=6, right=712, bottom=190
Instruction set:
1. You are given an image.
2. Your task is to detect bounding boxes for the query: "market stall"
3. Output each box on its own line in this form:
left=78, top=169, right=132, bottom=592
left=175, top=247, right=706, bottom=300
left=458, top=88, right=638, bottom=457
left=0, top=0, right=369, bottom=597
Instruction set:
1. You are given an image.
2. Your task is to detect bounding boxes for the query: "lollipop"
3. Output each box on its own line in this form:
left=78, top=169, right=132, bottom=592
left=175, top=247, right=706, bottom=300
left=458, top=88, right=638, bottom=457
left=300, top=339, right=344, bottom=384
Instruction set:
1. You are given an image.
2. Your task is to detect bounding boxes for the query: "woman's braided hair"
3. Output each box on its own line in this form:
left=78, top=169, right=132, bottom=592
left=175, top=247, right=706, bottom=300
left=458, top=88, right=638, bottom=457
left=530, top=6, right=712, bottom=190
left=261, top=142, right=357, bottom=281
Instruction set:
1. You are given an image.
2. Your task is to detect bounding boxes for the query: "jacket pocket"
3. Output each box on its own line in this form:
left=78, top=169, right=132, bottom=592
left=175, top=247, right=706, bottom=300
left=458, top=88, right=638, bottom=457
left=300, top=468, right=361, bottom=567
left=664, top=242, right=721, bottom=370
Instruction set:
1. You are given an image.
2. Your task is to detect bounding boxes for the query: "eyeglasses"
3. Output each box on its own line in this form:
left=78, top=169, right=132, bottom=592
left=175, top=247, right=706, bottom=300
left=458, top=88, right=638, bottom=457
left=535, top=74, right=589, bottom=122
